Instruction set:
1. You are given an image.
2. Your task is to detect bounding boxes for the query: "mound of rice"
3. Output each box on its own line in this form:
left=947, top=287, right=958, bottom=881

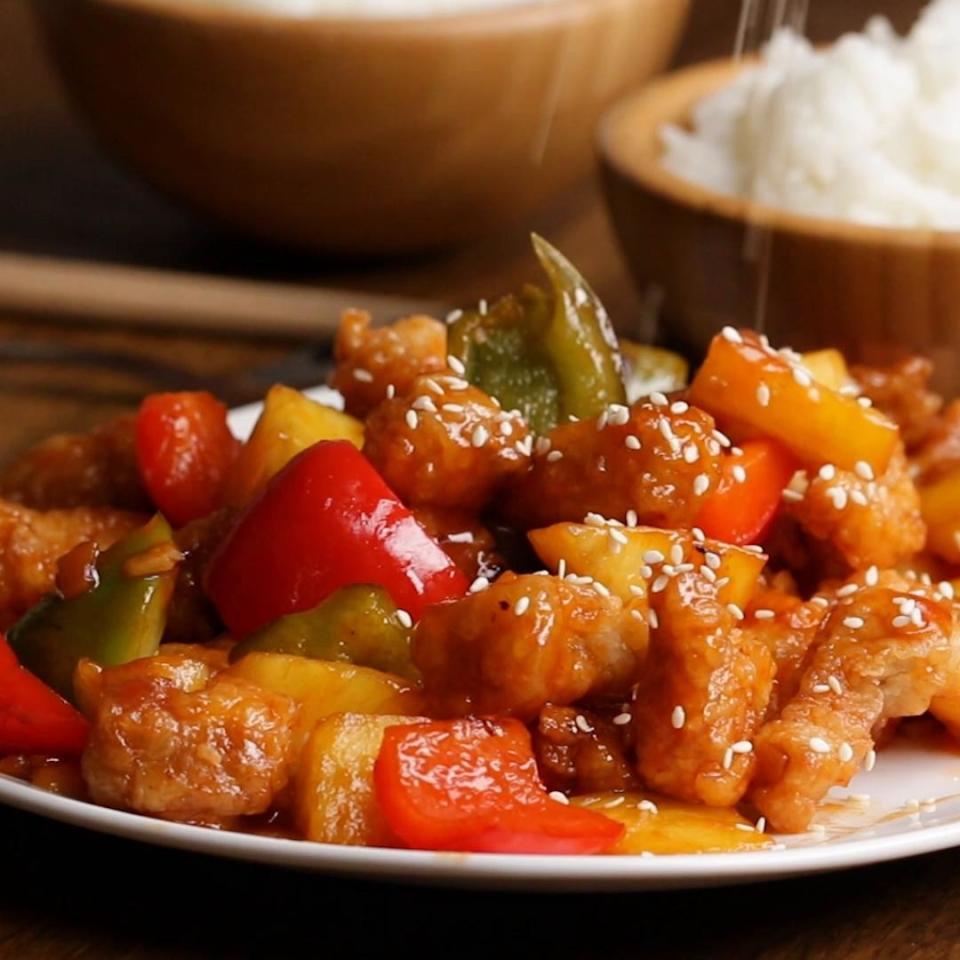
left=661, top=0, right=960, bottom=230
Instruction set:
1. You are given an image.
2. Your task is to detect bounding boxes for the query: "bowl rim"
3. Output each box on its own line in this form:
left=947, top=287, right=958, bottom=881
left=83, top=0, right=643, bottom=32
left=598, top=55, right=960, bottom=250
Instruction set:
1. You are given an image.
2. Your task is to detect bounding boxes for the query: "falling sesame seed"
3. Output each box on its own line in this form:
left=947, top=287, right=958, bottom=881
left=447, top=355, right=466, bottom=376
left=866, top=566, right=879, bottom=587
left=625, top=434, right=642, bottom=450
left=613, top=712, right=632, bottom=726
left=732, top=740, right=753, bottom=754
left=650, top=391, right=668, bottom=407
left=843, top=616, right=865, bottom=630
left=638, top=800, right=659, bottom=814
left=648, top=609, right=659, bottom=629
left=819, top=464, right=837, bottom=481
left=722, top=748, right=734, bottom=770
left=670, top=401, right=689, bottom=414
left=353, top=367, right=374, bottom=383
left=754, top=609, right=775, bottom=620
left=445, top=308, right=463, bottom=324
left=575, top=715, right=594, bottom=734
left=405, top=410, right=419, bottom=430
left=828, top=675, right=843, bottom=695
left=809, top=737, right=831, bottom=754
left=732, top=465, right=747, bottom=483
left=726, top=603, right=745, bottom=621
left=643, top=550, right=665, bottom=565
left=548, top=791, right=569, bottom=805
left=513, top=596, right=530, bottom=616
left=396, top=610, right=413, bottom=629
left=694, top=474, right=711, bottom=496
left=839, top=742, right=854, bottom=763
left=671, top=705, right=686, bottom=729
left=721, top=326, right=743, bottom=344
left=469, top=576, right=489, bottom=593
left=865, top=749, right=877, bottom=771
left=756, top=382, right=771, bottom=407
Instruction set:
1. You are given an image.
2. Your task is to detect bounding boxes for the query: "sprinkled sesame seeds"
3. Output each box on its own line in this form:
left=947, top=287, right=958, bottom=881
left=626, top=510, right=638, bottom=527
left=850, top=490, right=868, bottom=507
left=732, top=464, right=747, bottom=483
left=827, top=487, right=848, bottom=511
left=756, top=382, right=771, bottom=407
left=792, top=367, right=813, bottom=388
left=843, top=616, right=865, bottom=630
left=755, top=817, right=766, bottom=833
left=471, top=425, right=489, bottom=448
left=651, top=575, right=670, bottom=594
left=726, top=603, right=745, bottom=621
left=892, top=615, right=912, bottom=629
left=857, top=396, right=873, bottom=408
left=575, top=715, right=594, bottom=734
left=608, top=405, right=630, bottom=426
left=424, top=378, right=443, bottom=395
left=469, top=576, right=489, bottom=593
left=352, top=367, right=373, bottom=383
left=809, top=737, right=831, bottom=754
left=643, top=549, right=665, bottom=565
left=671, top=705, right=686, bottom=729
left=513, top=596, right=530, bottom=616
left=754, top=609, right=775, bottom=620
left=669, top=543, right=684, bottom=565
left=638, top=799, right=659, bottom=814
left=722, top=747, right=734, bottom=770
left=731, top=740, right=753, bottom=754
left=385, top=384, right=396, bottom=399
left=866, top=566, right=879, bottom=587
left=405, top=410, right=419, bottom=430
left=694, top=474, right=711, bottom=496
left=865, top=749, right=877, bottom=771
left=812, top=684, right=830, bottom=694
left=712, top=429, right=732, bottom=448
left=396, top=610, right=413, bottom=629
left=837, top=583, right=859, bottom=597
left=609, top=528, right=628, bottom=546
left=650, top=391, right=668, bottom=407
left=447, top=355, right=466, bottom=376
left=613, top=712, right=632, bottom=726
left=670, top=401, right=689, bottom=414
left=412, top=396, right=437, bottom=413
left=625, top=434, right=642, bottom=450
left=548, top=791, right=569, bottom=805
left=592, top=581, right=612, bottom=598
left=828, top=675, right=843, bottom=695
left=546, top=450, right=563, bottom=463
left=855, top=460, right=874, bottom=481
left=819, top=464, right=837, bottom=481
left=648, top=608, right=659, bottom=629
left=704, top=552, right=722, bottom=570
left=721, top=326, right=743, bottom=344
left=839, top=742, right=854, bottom=763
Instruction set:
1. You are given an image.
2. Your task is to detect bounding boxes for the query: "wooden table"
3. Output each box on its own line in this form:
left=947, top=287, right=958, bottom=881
left=2, top=1, right=952, bottom=957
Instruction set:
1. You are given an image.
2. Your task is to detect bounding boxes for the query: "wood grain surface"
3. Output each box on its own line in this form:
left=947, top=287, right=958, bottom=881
left=0, top=1, right=948, bottom=957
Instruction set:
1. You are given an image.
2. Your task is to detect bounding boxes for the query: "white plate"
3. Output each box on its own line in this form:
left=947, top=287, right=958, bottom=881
left=2, top=388, right=959, bottom=890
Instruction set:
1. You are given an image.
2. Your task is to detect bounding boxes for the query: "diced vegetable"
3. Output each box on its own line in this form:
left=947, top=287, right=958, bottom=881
left=689, top=329, right=898, bottom=474
left=374, top=717, right=624, bottom=855
left=294, top=712, right=427, bottom=845
left=696, top=440, right=798, bottom=545
left=206, top=441, right=468, bottom=638
left=919, top=465, right=960, bottom=563
left=224, top=653, right=424, bottom=745
left=528, top=522, right=765, bottom=611
left=8, top=515, right=177, bottom=702
left=619, top=340, right=689, bottom=404
left=573, top=793, right=772, bottom=854
left=226, top=385, right=363, bottom=506
left=136, top=392, right=239, bottom=527
left=230, top=584, right=417, bottom=681
left=801, top=349, right=855, bottom=393
left=448, top=236, right=626, bottom=433
left=0, top=636, right=89, bottom=756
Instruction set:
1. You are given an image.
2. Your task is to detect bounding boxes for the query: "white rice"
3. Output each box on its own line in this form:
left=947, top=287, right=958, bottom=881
left=661, top=0, right=960, bottom=230
left=175, top=0, right=560, bottom=17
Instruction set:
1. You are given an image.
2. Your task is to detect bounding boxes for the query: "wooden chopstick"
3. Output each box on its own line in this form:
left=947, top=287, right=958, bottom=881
left=0, top=252, right=446, bottom=340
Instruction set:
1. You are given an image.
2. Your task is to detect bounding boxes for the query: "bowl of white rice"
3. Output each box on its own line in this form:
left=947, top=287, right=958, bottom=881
left=35, top=0, right=689, bottom=256
left=599, top=0, right=960, bottom=387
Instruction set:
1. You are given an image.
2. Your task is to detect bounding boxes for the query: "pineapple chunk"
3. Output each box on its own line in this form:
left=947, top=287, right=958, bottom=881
left=224, top=653, right=424, bottom=745
left=294, top=712, right=427, bottom=846
left=689, top=330, right=897, bottom=474
left=801, top=349, right=856, bottom=393
left=226, top=385, right=364, bottom=505
left=574, top=793, right=771, bottom=854
left=528, top=522, right=765, bottom=610
left=919, top=465, right=960, bottom=563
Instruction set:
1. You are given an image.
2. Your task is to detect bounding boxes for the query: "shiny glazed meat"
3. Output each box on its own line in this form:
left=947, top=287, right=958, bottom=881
left=851, top=358, right=942, bottom=450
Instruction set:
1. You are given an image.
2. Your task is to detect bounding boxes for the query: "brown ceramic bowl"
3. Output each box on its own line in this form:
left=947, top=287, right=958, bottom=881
left=36, top=0, right=689, bottom=256
left=600, top=57, right=960, bottom=389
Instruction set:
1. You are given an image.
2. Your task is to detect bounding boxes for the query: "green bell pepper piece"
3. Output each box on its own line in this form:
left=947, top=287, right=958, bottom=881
left=8, top=514, right=177, bottom=702
left=619, top=340, right=690, bottom=404
left=229, top=584, right=418, bottom=681
left=448, top=235, right=626, bottom=433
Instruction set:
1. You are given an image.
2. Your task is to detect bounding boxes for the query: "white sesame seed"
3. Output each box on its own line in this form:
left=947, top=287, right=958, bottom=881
left=575, top=715, right=594, bottom=734
left=812, top=684, right=830, bottom=694
left=639, top=565, right=654, bottom=579
left=596, top=409, right=609, bottom=430
left=732, top=740, right=753, bottom=754
left=424, top=378, right=443, bottom=395
left=722, top=747, right=734, bottom=770
left=866, top=566, right=879, bottom=587
left=469, top=576, right=490, bottom=593
left=732, top=465, right=747, bottom=484
left=756, top=817, right=766, bottom=833
left=809, top=737, right=831, bottom=754
left=669, top=543, right=684, bottom=565
left=940, top=581, right=955, bottom=599
left=412, top=396, right=437, bottom=413
left=756, top=382, right=771, bottom=407
left=828, top=675, right=843, bottom=695
left=643, top=550, right=665, bottom=565
left=609, top=528, right=629, bottom=546
left=854, top=461, right=874, bottom=481
left=548, top=791, right=569, bottom=805
left=513, top=596, right=530, bottom=616
left=694, top=474, right=710, bottom=496
left=843, top=616, right=865, bottom=630
left=671, top=705, right=686, bottom=729
left=629, top=584, right=645, bottom=597
left=546, top=450, right=563, bottom=463
left=613, top=712, right=631, bottom=726
left=446, top=531, right=474, bottom=544
left=638, top=800, right=659, bottom=814
left=405, top=410, right=419, bottom=430
left=592, top=581, right=612, bottom=598
left=471, top=425, right=489, bottom=448
left=385, top=383, right=396, bottom=399
left=516, top=436, right=533, bottom=456
left=721, top=326, right=743, bottom=344
left=701, top=563, right=718, bottom=582
left=608, top=404, right=630, bottom=426
left=818, top=464, right=837, bottom=481
left=850, top=490, right=868, bottom=507
left=828, top=487, right=848, bottom=511
left=837, top=583, right=858, bottom=597
left=712, top=429, right=732, bottom=448
left=839, top=742, right=854, bottom=763
left=792, top=367, right=813, bottom=387
left=704, top=552, right=722, bottom=570
left=735, top=823, right=755, bottom=832
left=651, top=575, right=670, bottom=594
left=782, top=489, right=805, bottom=503
left=478, top=299, right=488, bottom=315
left=626, top=510, right=638, bottom=527
left=650, top=391, right=668, bottom=407
left=396, top=609, right=413, bottom=629
left=726, top=603, right=745, bottom=621
left=892, top=615, right=911, bottom=629
left=754, top=609, right=775, bottom=620
left=647, top=608, right=659, bottom=629
left=865, top=749, right=877, bottom=771
left=630, top=609, right=645, bottom=622
left=659, top=419, right=675, bottom=441
left=670, top=401, right=689, bottom=414
left=624, top=434, right=642, bottom=450
left=352, top=367, right=374, bottom=383
left=442, top=403, right=464, bottom=414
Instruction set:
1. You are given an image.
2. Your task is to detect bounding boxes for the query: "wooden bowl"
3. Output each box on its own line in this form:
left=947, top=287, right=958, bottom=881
left=599, top=58, right=960, bottom=389
left=35, top=0, right=689, bottom=256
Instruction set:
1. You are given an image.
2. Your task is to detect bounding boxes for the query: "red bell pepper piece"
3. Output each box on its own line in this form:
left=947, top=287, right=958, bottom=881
left=374, top=717, right=624, bottom=855
left=206, top=441, right=468, bottom=638
left=0, top=636, right=89, bottom=756
left=696, top=439, right=798, bottom=546
left=136, top=391, right=240, bottom=527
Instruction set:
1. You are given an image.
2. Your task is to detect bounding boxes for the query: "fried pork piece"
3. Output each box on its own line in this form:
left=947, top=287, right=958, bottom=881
left=632, top=573, right=775, bottom=808
left=411, top=506, right=504, bottom=581
left=534, top=705, right=637, bottom=794
left=413, top=573, right=635, bottom=720
left=363, top=373, right=530, bottom=510
left=751, top=582, right=959, bottom=833
left=330, top=310, right=448, bottom=418
left=850, top=357, right=942, bottom=450
left=82, top=650, right=298, bottom=819
left=0, top=498, right=141, bottom=629
left=0, top=415, right=149, bottom=512
left=785, top=446, right=925, bottom=570
left=912, top=399, right=960, bottom=483
left=504, top=400, right=723, bottom=530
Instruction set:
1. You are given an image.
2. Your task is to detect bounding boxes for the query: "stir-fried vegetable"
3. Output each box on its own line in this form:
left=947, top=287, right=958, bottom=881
left=619, top=340, right=689, bottom=403
left=206, top=441, right=468, bottom=638
left=7, top=514, right=177, bottom=702
left=230, top=584, right=417, bottom=681
left=448, top=236, right=626, bottom=433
